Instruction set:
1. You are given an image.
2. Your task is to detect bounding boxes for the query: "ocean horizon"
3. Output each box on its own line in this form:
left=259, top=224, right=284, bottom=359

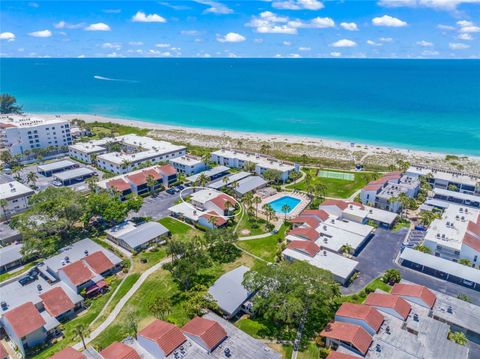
left=1, top=58, right=479, bottom=155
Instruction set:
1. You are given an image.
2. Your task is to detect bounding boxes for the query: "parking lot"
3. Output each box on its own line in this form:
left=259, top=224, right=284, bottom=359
left=129, top=187, right=193, bottom=221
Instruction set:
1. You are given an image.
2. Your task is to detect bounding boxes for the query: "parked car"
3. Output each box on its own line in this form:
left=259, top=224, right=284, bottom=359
left=166, top=189, right=175, bottom=195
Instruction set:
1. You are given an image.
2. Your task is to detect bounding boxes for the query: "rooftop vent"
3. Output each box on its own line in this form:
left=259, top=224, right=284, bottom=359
left=84, top=250, right=89, bottom=256
left=37, top=284, right=42, bottom=292
left=64, top=256, right=70, bottom=263
left=413, top=313, right=419, bottom=322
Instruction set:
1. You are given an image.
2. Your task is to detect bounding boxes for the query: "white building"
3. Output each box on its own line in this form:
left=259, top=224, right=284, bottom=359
left=0, top=115, right=72, bottom=156
left=69, top=134, right=186, bottom=174
left=0, top=181, right=35, bottom=219
left=170, top=155, right=207, bottom=175
left=406, top=166, right=480, bottom=195
left=211, top=149, right=299, bottom=182
left=423, top=204, right=480, bottom=265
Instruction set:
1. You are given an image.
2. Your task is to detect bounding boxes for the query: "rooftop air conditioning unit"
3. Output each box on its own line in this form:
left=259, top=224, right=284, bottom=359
left=323, top=250, right=327, bottom=256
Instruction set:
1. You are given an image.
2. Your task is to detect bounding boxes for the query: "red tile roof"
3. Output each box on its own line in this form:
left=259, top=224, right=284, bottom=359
left=200, top=211, right=227, bottom=227
left=209, top=193, right=234, bottom=211
left=320, top=321, right=372, bottom=355
left=182, top=317, right=227, bottom=351
left=139, top=320, right=186, bottom=356
left=107, top=179, right=131, bottom=192
left=39, top=287, right=75, bottom=317
left=301, top=209, right=329, bottom=222
left=50, top=347, right=85, bottom=359
left=364, top=293, right=411, bottom=320
left=287, top=240, right=321, bottom=257
left=336, top=303, right=384, bottom=333
left=326, top=352, right=360, bottom=359
left=127, top=172, right=148, bottom=186
left=291, top=216, right=320, bottom=229
left=158, top=164, right=177, bottom=176
left=363, top=184, right=383, bottom=191
left=84, top=251, right=114, bottom=274
left=61, top=260, right=95, bottom=286
left=321, top=199, right=350, bottom=210
left=467, top=221, right=480, bottom=238
left=143, top=168, right=161, bottom=180
left=391, top=283, right=437, bottom=309
left=100, top=342, right=140, bottom=359
left=288, top=227, right=320, bottom=241
left=4, top=302, right=46, bottom=338
left=464, top=232, right=480, bottom=252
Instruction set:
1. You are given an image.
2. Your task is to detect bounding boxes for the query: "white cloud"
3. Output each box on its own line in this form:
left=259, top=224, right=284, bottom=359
left=181, top=30, right=200, bottom=36
left=106, top=52, right=124, bottom=58
left=155, top=43, right=171, bottom=48
left=298, top=46, right=311, bottom=51
left=128, top=41, right=144, bottom=46
left=28, top=29, right=52, bottom=38
left=340, top=22, right=358, bottom=31
left=458, top=33, right=473, bottom=40
left=217, top=32, right=246, bottom=42
left=288, top=53, right=302, bottom=58
left=147, top=49, right=172, bottom=57
left=0, top=32, right=15, bottom=41
left=437, top=24, right=455, bottom=30
left=283, top=41, right=292, bottom=45
left=449, top=42, right=470, bottom=49
left=422, top=50, right=440, bottom=56
left=416, top=40, right=433, bottom=46
left=54, top=21, right=84, bottom=29
left=379, top=0, right=480, bottom=10
left=372, top=15, right=407, bottom=27
left=132, top=11, right=166, bottom=23
left=367, top=39, right=382, bottom=46
left=193, top=0, right=233, bottom=14
left=246, top=11, right=334, bottom=34
left=379, top=37, right=393, bottom=42
left=85, top=23, right=111, bottom=31
left=272, top=0, right=324, bottom=10
left=254, top=38, right=264, bottom=43
left=331, top=39, right=357, bottom=47
left=101, top=42, right=121, bottom=50
left=330, top=51, right=341, bottom=57
left=459, top=25, right=480, bottom=33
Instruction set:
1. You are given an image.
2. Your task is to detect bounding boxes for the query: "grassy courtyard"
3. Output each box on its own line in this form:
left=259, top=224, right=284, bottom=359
left=236, top=225, right=287, bottom=262
left=287, top=168, right=379, bottom=198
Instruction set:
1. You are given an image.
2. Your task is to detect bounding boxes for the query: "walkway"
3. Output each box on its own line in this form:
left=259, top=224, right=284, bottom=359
left=72, top=256, right=172, bottom=349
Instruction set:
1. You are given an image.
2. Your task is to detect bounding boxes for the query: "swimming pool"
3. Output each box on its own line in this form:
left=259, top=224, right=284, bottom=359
left=268, top=196, right=301, bottom=214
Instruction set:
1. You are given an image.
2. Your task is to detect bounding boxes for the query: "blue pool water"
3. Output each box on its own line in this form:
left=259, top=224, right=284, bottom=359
left=268, top=196, right=301, bottom=214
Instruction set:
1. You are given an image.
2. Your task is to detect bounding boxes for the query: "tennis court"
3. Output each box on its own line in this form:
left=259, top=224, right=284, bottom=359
left=318, top=170, right=355, bottom=181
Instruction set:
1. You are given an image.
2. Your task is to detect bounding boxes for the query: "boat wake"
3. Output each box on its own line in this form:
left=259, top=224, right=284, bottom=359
left=93, top=75, right=138, bottom=83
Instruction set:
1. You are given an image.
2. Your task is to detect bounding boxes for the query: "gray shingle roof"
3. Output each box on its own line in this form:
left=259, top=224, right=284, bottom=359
left=0, top=243, right=23, bottom=267
left=37, top=160, right=77, bottom=172
left=234, top=176, right=267, bottom=196
left=119, top=222, right=169, bottom=249
left=208, top=265, right=250, bottom=316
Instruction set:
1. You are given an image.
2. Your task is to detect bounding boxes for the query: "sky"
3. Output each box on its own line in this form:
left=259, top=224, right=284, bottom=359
left=1, top=0, right=479, bottom=58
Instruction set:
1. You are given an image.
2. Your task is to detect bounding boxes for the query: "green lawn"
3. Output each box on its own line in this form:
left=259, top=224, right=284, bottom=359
left=237, top=225, right=286, bottom=262
left=235, top=318, right=273, bottom=339
left=0, top=260, right=40, bottom=283
left=158, top=217, right=194, bottom=235
left=236, top=213, right=270, bottom=236
left=340, top=277, right=392, bottom=304
left=33, top=278, right=122, bottom=359
left=287, top=168, right=379, bottom=198
left=393, top=218, right=411, bottom=232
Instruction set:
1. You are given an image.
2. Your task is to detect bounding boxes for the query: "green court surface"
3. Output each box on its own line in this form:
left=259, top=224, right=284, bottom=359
left=318, top=170, right=354, bottom=181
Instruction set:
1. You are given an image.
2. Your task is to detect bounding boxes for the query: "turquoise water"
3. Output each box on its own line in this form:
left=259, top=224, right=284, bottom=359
left=1, top=58, right=479, bottom=155
left=268, top=196, right=301, bottom=214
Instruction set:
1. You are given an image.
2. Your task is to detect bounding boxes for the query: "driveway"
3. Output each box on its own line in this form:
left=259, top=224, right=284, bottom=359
left=129, top=188, right=193, bottom=221
left=341, top=227, right=480, bottom=305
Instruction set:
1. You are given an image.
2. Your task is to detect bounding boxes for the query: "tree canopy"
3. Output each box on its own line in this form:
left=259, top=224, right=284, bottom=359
left=243, top=260, right=340, bottom=342
left=0, top=94, right=23, bottom=114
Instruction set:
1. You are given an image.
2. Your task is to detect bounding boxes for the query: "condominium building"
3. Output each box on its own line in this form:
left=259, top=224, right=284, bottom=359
left=211, top=149, right=299, bottom=182
left=69, top=134, right=186, bottom=174
left=0, top=115, right=72, bottom=156
left=423, top=204, right=480, bottom=264
left=170, top=155, right=207, bottom=175
left=406, top=165, right=480, bottom=195
left=0, top=181, right=35, bottom=219
left=360, top=172, right=420, bottom=213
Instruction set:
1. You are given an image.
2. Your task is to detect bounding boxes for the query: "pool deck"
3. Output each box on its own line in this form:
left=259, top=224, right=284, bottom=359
left=261, top=192, right=310, bottom=220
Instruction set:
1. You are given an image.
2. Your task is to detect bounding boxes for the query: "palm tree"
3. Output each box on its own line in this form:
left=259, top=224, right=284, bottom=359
left=398, top=193, right=410, bottom=219
left=73, top=323, right=89, bottom=350
left=146, top=174, right=157, bottom=196
left=243, top=161, right=256, bottom=174
left=121, top=159, right=131, bottom=171
left=195, top=173, right=209, bottom=188
left=0, top=199, right=8, bottom=221
left=236, top=140, right=243, bottom=149
left=300, top=154, right=309, bottom=166
left=222, top=175, right=229, bottom=187
left=224, top=200, right=233, bottom=215
left=253, top=196, right=262, bottom=219
left=260, top=144, right=271, bottom=154
left=281, top=204, right=291, bottom=221
left=0, top=94, right=23, bottom=114
left=262, top=203, right=275, bottom=226
left=26, top=171, right=38, bottom=187
left=208, top=214, right=218, bottom=228
left=340, top=244, right=353, bottom=255
left=314, top=183, right=327, bottom=202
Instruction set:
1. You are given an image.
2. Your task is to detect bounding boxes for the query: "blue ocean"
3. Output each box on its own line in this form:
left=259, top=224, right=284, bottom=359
left=1, top=58, right=479, bottom=155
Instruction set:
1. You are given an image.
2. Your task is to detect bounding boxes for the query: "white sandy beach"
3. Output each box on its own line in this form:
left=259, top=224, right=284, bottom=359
left=32, top=113, right=480, bottom=175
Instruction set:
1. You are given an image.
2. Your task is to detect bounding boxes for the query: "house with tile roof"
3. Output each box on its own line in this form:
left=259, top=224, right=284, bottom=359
left=321, top=321, right=373, bottom=356
left=364, top=293, right=411, bottom=321
left=100, top=342, right=141, bottom=359
left=391, top=283, right=436, bottom=309
left=137, top=319, right=187, bottom=358
left=335, top=303, right=384, bottom=336
left=1, top=302, right=48, bottom=357
left=50, top=346, right=87, bottom=359
left=39, top=287, right=76, bottom=321
left=182, top=316, right=228, bottom=353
